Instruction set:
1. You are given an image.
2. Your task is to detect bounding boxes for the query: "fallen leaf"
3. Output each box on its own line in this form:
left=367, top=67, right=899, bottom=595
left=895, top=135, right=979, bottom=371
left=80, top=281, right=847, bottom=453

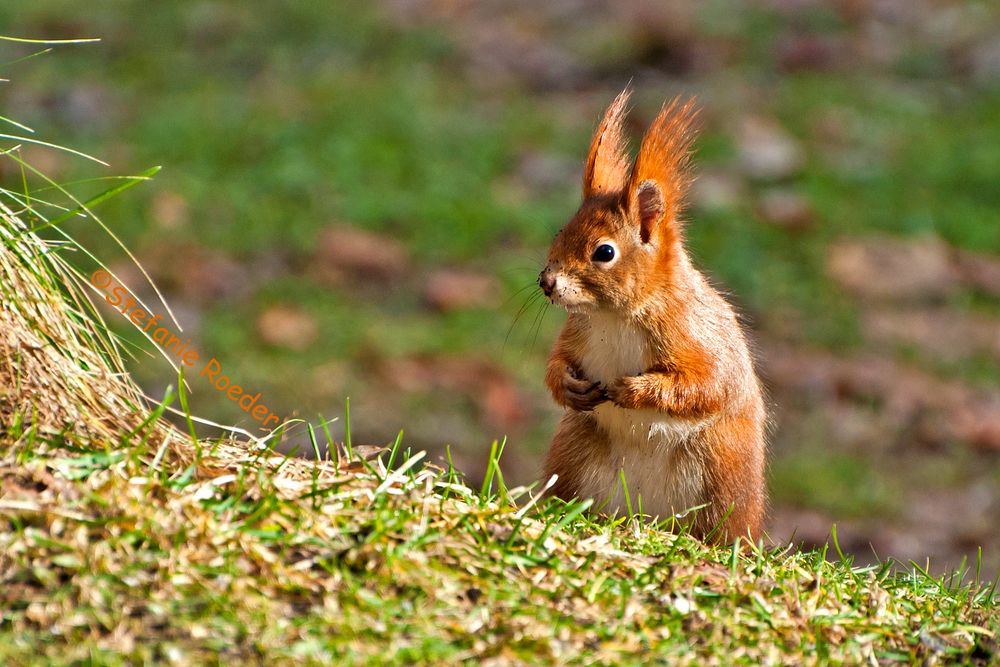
left=862, top=307, right=1000, bottom=363
left=480, top=373, right=530, bottom=431
left=735, top=115, right=804, bottom=181
left=760, top=340, right=1000, bottom=452
left=151, top=191, right=190, bottom=231
left=312, top=224, right=409, bottom=284
left=423, top=269, right=500, bottom=312
left=757, top=188, right=814, bottom=231
left=952, top=248, right=1000, bottom=298
left=141, top=242, right=252, bottom=305
left=827, top=235, right=960, bottom=301
left=256, top=303, right=318, bottom=351
left=775, top=33, right=844, bottom=72
left=376, top=354, right=530, bottom=431
left=690, top=170, right=746, bottom=212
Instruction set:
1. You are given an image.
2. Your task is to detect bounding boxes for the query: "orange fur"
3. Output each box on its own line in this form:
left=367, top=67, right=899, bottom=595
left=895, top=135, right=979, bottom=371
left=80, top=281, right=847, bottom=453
left=539, top=90, right=766, bottom=543
left=627, top=97, right=698, bottom=222
left=582, top=88, right=632, bottom=198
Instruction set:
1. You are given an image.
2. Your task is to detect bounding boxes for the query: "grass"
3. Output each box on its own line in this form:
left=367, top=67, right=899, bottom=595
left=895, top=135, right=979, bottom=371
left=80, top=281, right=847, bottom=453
left=1, top=412, right=998, bottom=665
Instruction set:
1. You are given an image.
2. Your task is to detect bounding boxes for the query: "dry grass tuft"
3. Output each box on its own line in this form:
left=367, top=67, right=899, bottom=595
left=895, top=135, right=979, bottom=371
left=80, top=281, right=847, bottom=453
left=0, top=200, right=348, bottom=493
left=0, top=201, right=150, bottom=441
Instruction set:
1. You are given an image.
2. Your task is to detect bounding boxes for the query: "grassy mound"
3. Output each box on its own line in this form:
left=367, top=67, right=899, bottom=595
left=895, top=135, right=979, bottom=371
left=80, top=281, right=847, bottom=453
left=1, top=416, right=998, bottom=663
left=0, top=202, right=997, bottom=666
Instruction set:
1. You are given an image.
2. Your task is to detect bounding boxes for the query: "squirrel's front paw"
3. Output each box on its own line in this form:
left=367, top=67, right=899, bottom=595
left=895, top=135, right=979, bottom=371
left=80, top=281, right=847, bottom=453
left=561, top=368, right=608, bottom=412
left=607, top=375, right=642, bottom=409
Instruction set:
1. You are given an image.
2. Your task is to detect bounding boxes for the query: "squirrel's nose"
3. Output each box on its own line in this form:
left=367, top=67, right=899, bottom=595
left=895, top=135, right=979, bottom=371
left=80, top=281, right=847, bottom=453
left=539, top=270, right=556, bottom=297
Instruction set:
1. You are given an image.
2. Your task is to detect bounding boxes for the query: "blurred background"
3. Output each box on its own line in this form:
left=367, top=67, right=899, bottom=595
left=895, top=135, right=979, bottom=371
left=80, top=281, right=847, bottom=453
left=1, top=1, right=998, bottom=574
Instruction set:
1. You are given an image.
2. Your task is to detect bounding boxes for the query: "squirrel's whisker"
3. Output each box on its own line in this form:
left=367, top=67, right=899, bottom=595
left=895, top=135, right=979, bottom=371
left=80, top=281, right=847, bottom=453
left=503, top=288, right=544, bottom=351
left=500, top=281, right=541, bottom=311
left=529, top=299, right=550, bottom=350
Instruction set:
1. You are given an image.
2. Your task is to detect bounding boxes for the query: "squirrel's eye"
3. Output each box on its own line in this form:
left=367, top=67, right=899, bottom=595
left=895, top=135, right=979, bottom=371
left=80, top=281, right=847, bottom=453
left=591, top=244, right=616, bottom=263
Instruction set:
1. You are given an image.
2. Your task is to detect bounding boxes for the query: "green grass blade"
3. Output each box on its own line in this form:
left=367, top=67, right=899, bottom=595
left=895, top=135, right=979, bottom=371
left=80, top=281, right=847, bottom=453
left=28, top=166, right=161, bottom=235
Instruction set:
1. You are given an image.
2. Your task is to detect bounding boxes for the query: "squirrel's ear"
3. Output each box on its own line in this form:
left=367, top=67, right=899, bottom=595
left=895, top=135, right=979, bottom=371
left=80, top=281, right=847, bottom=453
left=627, top=97, right=698, bottom=245
left=634, top=180, right=664, bottom=244
left=582, top=88, right=631, bottom=199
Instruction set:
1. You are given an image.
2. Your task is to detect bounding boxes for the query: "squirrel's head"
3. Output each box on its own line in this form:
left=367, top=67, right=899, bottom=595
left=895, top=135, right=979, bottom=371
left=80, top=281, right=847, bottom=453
left=539, top=89, right=697, bottom=314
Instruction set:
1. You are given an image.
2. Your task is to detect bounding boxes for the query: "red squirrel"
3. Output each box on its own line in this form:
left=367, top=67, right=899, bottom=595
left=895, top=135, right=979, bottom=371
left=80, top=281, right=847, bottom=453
left=538, top=89, right=766, bottom=542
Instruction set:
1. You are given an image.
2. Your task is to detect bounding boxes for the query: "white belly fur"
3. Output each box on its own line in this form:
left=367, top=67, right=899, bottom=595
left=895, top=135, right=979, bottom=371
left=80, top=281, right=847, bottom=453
left=576, top=312, right=710, bottom=519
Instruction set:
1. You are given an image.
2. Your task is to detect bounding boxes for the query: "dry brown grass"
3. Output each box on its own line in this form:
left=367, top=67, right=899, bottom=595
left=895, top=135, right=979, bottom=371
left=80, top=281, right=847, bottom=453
left=0, top=200, right=149, bottom=441
left=0, top=199, right=356, bottom=494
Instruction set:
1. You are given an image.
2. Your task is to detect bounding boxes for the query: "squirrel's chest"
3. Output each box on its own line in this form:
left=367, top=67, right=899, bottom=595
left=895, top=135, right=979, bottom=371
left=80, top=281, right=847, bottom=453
left=578, top=313, right=649, bottom=387
left=577, top=312, right=711, bottom=447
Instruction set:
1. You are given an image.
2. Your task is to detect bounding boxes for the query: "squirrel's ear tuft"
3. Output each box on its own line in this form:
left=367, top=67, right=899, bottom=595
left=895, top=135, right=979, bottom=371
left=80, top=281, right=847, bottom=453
left=582, top=88, right=632, bottom=199
left=627, top=97, right=698, bottom=244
